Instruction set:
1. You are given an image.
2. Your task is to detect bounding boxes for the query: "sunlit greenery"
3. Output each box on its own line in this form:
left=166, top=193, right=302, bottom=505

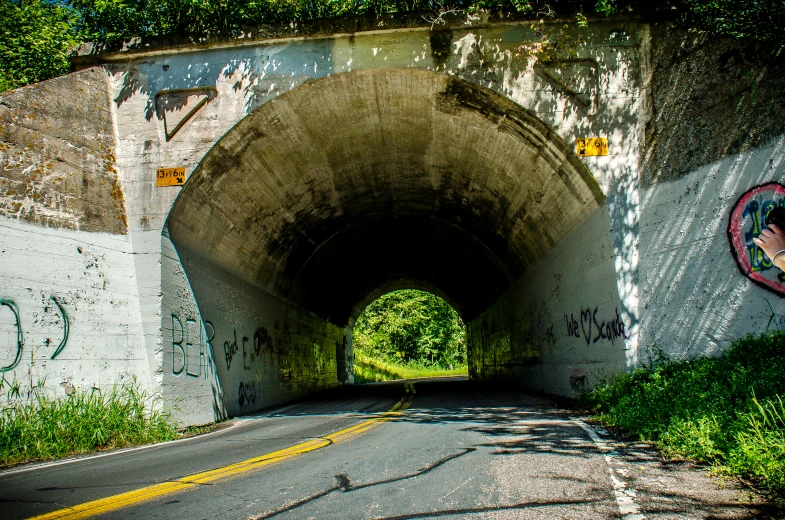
left=581, top=331, right=785, bottom=496
left=0, top=0, right=79, bottom=92
left=352, top=290, right=467, bottom=381
left=354, top=353, right=467, bottom=382
left=2, top=0, right=783, bottom=92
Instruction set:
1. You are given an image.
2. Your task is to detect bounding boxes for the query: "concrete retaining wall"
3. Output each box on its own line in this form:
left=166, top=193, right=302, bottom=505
left=0, top=68, right=152, bottom=398
left=0, top=210, right=150, bottom=395
left=638, top=136, right=785, bottom=360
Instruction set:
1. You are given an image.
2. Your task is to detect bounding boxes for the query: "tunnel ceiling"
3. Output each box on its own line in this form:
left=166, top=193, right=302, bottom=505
left=167, top=69, right=604, bottom=325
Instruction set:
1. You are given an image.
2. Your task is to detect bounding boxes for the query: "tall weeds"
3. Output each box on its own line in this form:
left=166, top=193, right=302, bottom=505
left=582, top=331, right=785, bottom=495
left=354, top=354, right=468, bottom=383
left=0, top=378, right=178, bottom=466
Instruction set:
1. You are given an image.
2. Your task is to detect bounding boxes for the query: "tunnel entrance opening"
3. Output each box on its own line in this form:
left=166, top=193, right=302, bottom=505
left=352, top=289, right=468, bottom=383
left=164, top=68, right=606, bottom=418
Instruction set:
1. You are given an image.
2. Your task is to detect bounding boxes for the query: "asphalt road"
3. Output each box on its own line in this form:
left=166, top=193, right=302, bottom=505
left=0, top=378, right=773, bottom=519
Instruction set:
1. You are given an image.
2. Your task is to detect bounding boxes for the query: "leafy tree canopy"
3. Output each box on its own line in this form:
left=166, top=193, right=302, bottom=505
left=353, top=290, right=467, bottom=368
left=0, top=0, right=79, bottom=92
left=1, top=0, right=782, bottom=89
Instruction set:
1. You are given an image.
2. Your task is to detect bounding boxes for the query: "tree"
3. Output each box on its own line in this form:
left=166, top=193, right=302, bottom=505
left=0, top=0, right=79, bottom=92
left=3, top=0, right=783, bottom=91
left=353, top=290, right=467, bottom=368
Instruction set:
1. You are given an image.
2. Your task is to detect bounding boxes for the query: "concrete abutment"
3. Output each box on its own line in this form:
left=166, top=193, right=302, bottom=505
left=1, top=18, right=783, bottom=426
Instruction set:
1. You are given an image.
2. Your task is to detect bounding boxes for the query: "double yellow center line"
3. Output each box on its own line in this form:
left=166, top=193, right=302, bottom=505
left=31, top=385, right=415, bottom=520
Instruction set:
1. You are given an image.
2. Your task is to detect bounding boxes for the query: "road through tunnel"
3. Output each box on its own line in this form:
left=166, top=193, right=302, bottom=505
left=165, top=68, right=613, bottom=418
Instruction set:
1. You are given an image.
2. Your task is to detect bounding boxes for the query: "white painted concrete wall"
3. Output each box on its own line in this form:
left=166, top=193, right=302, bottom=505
left=638, top=135, right=785, bottom=360
left=0, top=218, right=151, bottom=395
left=468, top=204, right=627, bottom=394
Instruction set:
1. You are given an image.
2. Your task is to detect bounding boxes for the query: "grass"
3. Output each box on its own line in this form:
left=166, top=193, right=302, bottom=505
left=581, top=330, right=785, bottom=496
left=354, top=353, right=468, bottom=383
left=0, top=378, right=178, bottom=467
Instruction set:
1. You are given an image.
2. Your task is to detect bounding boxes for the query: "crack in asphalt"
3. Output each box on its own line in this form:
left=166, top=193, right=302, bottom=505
left=253, top=448, right=477, bottom=519
left=375, top=498, right=607, bottom=519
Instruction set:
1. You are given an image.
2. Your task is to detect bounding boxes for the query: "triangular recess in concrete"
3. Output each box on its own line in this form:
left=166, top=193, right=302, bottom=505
left=536, top=59, right=598, bottom=108
left=155, top=87, right=218, bottom=142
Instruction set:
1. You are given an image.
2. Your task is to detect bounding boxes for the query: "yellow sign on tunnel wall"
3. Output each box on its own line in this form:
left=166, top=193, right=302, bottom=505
left=576, top=138, right=608, bottom=157
left=156, top=167, right=186, bottom=186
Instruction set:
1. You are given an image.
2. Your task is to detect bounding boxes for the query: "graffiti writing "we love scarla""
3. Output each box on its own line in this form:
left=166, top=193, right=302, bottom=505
left=565, top=307, right=628, bottom=345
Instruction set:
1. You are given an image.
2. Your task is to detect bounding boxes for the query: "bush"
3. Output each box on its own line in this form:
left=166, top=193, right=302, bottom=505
left=0, top=0, right=79, bottom=92
left=353, top=289, right=467, bottom=369
left=353, top=352, right=468, bottom=382
left=582, top=331, right=785, bottom=495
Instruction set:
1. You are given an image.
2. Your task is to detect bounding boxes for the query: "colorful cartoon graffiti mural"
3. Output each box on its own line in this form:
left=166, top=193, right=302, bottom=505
left=728, top=182, right=785, bottom=295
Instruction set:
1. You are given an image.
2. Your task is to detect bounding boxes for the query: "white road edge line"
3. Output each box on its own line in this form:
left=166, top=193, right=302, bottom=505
left=0, top=419, right=243, bottom=477
left=572, top=418, right=646, bottom=520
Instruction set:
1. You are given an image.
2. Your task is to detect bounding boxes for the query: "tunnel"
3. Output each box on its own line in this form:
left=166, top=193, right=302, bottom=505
left=164, top=68, right=606, bottom=417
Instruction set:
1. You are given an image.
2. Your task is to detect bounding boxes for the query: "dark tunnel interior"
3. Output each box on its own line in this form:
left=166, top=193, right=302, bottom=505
left=166, top=68, right=604, bottom=327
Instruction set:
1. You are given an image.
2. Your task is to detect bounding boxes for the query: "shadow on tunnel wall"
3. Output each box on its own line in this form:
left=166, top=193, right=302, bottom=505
left=635, top=27, right=785, bottom=361
left=163, top=239, right=347, bottom=421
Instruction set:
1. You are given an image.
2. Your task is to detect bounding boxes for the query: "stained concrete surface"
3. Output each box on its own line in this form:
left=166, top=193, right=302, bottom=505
left=0, top=67, right=126, bottom=233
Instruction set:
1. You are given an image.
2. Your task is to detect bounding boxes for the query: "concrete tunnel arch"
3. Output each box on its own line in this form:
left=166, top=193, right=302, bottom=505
left=165, top=68, right=605, bottom=400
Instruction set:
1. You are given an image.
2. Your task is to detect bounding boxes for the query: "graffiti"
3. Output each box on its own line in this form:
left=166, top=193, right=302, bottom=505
left=274, top=321, right=292, bottom=380
left=0, top=299, right=23, bottom=373
left=274, top=321, right=292, bottom=351
left=728, top=182, right=785, bottom=296
left=566, top=313, right=580, bottom=338
left=544, top=325, right=556, bottom=346
left=212, top=322, right=299, bottom=375
left=569, top=368, right=589, bottom=392
left=241, top=334, right=251, bottom=369
left=565, top=307, right=628, bottom=345
left=253, top=326, right=272, bottom=360
left=48, top=296, right=69, bottom=360
left=172, top=315, right=185, bottom=375
left=172, top=315, right=213, bottom=377
left=1, top=296, right=70, bottom=373
left=224, top=329, right=239, bottom=370
left=204, top=321, right=215, bottom=375
left=238, top=381, right=256, bottom=407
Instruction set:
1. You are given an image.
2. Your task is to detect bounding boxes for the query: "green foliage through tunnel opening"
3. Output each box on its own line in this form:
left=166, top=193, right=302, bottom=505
left=352, top=289, right=468, bottom=382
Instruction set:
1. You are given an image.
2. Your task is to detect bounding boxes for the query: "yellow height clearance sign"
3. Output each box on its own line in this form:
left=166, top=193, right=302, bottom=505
left=576, top=138, right=608, bottom=157
left=156, top=167, right=186, bottom=186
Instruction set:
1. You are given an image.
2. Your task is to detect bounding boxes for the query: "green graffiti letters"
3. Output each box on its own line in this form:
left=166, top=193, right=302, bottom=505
left=1, top=296, right=70, bottom=372
left=0, top=299, right=23, bottom=373
left=172, top=314, right=212, bottom=377
left=49, top=296, right=69, bottom=360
